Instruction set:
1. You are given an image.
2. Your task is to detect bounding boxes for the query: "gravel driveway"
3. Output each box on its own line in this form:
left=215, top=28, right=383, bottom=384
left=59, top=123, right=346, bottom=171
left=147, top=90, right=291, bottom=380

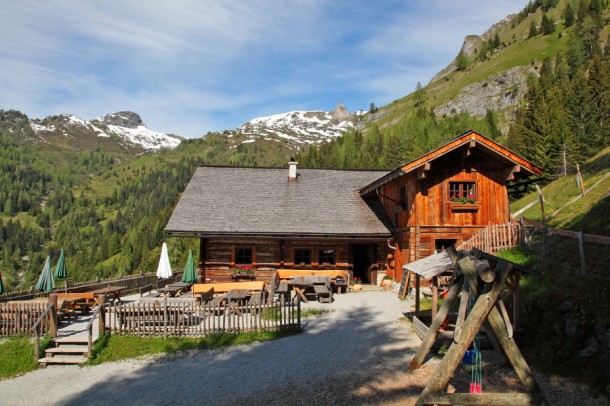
left=0, top=290, right=423, bottom=405
left=1, top=290, right=607, bottom=405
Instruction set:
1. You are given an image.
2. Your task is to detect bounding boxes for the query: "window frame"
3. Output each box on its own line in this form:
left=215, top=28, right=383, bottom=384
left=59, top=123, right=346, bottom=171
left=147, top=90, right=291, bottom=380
left=448, top=181, right=477, bottom=202
left=318, top=248, right=336, bottom=266
left=235, top=247, right=253, bottom=265
left=294, top=248, right=312, bottom=265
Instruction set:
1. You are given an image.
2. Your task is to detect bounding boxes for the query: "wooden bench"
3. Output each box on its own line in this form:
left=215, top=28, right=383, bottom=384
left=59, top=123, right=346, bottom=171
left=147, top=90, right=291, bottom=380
left=55, top=293, right=97, bottom=313
left=139, top=284, right=159, bottom=298
left=192, top=282, right=267, bottom=303
left=274, top=269, right=350, bottom=294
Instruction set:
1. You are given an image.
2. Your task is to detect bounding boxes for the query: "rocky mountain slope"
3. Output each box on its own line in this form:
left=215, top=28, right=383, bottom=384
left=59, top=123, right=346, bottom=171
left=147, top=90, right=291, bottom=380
left=214, top=104, right=362, bottom=152
left=29, top=111, right=182, bottom=152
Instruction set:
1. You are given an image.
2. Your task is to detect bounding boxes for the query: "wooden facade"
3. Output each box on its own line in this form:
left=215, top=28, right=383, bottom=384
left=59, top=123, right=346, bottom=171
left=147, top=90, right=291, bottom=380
left=199, top=238, right=387, bottom=285
left=361, top=131, right=543, bottom=283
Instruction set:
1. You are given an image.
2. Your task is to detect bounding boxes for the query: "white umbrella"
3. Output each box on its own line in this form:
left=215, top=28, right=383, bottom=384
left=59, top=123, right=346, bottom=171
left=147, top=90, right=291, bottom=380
left=156, top=242, right=173, bottom=279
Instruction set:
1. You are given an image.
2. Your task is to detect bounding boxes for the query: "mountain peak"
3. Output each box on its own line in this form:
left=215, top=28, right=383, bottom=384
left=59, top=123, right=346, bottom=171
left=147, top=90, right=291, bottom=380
left=99, top=111, right=143, bottom=129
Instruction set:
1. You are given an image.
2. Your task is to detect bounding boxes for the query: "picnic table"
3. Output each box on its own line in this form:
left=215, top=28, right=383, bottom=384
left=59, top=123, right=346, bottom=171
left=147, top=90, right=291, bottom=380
left=288, top=276, right=331, bottom=303
left=158, top=282, right=192, bottom=297
left=90, top=286, right=127, bottom=303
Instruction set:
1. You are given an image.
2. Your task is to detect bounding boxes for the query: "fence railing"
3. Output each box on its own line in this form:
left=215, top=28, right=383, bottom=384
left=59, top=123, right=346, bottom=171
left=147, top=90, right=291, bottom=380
left=522, top=218, right=610, bottom=275
left=105, top=298, right=301, bottom=337
left=0, top=272, right=175, bottom=303
left=456, top=222, right=522, bottom=253
left=0, top=301, right=53, bottom=337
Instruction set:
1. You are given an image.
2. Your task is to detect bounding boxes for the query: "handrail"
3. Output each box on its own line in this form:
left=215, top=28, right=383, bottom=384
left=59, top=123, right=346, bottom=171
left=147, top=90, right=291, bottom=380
left=86, top=304, right=103, bottom=358
left=31, top=302, right=56, bottom=363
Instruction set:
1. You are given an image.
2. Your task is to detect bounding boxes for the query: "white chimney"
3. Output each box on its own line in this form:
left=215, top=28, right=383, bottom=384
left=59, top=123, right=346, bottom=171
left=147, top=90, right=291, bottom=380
left=288, top=161, right=298, bottom=182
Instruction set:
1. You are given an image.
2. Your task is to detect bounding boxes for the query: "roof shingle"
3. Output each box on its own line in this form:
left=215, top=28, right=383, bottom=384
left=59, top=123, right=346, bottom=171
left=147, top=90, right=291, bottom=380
left=166, top=166, right=393, bottom=238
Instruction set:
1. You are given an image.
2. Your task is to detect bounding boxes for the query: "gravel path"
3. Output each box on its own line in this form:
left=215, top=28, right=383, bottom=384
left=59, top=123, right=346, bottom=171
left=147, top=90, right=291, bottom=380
left=0, top=290, right=607, bottom=405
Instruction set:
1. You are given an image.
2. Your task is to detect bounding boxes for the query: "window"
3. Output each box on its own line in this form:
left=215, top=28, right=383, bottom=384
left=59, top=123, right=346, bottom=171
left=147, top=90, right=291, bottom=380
left=449, top=182, right=477, bottom=203
left=319, top=249, right=336, bottom=265
left=235, top=247, right=252, bottom=265
left=435, top=239, right=457, bottom=253
left=294, top=248, right=311, bottom=265
left=399, top=185, right=407, bottom=207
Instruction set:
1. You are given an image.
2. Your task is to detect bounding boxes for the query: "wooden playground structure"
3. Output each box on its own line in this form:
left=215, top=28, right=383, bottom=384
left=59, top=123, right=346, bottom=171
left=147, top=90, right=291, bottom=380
left=407, top=247, right=548, bottom=405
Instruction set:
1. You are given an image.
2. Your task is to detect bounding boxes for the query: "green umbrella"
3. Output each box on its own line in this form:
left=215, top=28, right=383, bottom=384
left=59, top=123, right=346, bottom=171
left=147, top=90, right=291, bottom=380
left=54, top=249, right=67, bottom=279
left=36, top=255, right=56, bottom=293
left=181, top=250, right=198, bottom=283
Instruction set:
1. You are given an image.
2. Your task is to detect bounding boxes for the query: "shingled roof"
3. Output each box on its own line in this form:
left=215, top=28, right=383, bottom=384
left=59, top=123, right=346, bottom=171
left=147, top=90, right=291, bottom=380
left=166, top=166, right=393, bottom=238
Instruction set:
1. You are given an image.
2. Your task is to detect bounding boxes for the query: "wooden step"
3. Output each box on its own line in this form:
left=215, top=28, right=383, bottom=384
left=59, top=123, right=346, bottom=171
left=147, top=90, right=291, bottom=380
left=45, top=345, right=89, bottom=356
left=52, top=337, right=88, bottom=345
left=38, top=355, right=88, bottom=367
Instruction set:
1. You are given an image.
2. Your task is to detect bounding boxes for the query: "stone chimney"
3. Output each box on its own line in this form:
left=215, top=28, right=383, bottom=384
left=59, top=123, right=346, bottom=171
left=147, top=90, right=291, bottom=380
left=288, top=160, right=298, bottom=182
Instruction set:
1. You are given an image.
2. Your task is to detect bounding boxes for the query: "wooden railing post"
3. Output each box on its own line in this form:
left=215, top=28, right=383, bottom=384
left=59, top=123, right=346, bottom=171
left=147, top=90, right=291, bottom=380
left=48, top=293, right=58, bottom=337
left=98, top=294, right=106, bottom=334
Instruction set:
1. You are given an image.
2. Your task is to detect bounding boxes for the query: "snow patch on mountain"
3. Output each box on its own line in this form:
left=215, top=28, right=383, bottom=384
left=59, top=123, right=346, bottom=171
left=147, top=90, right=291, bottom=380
left=29, top=112, right=182, bottom=151
left=230, top=104, right=360, bottom=149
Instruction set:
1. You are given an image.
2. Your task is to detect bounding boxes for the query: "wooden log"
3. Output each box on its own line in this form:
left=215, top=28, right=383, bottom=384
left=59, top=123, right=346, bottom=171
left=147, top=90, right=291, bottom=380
left=409, top=278, right=463, bottom=370
left=421, top=392, right=547, bottom=405
left=453, top=287, right=468, bottom=343
left=486, top=304, right=544, bottom=395
left=416, top=259, right=513, bottom=404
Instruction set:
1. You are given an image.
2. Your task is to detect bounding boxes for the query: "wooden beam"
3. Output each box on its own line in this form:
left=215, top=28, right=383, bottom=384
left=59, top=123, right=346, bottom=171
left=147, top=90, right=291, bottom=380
left=421, top=392, right=547, bottom=405
left=504, top=165, right=521, bottom=181
left=417, top=162, right=431, bottom=180
left=410, top=278, right=463, bottom=370
left=486, top=304, right=544, bottom=394
left=416, top=259, right=513, bottom=403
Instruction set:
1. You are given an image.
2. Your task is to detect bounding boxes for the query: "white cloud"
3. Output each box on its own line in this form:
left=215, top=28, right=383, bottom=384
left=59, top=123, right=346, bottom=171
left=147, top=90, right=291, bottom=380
left=0, top=0, right=531, bottom=137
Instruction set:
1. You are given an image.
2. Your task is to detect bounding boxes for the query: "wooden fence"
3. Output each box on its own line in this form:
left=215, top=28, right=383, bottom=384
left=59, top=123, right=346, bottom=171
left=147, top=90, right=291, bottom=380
left=522, top=218, right=610, bottom=275
left=0, top=272, right=173, bottom=303
left=105, top=298, right=301, bottom=337
left=0, top=302, right=53, bottom=337
left=456, top=222, right=522, bottom=253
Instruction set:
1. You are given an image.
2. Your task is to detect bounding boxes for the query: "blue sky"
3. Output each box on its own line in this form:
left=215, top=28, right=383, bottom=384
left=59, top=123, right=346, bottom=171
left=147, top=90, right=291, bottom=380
left=0, top=1, right=529, bottom=138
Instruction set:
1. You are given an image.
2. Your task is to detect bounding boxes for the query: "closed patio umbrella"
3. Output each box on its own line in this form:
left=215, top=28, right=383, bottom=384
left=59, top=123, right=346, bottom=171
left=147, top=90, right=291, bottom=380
left=54, top=249, right=67, bottom=279
left=0, top=271, right=4, bottom=295
left=54, top=248, right=68, bottom=292
left=181, top=250, right=197, bottom=284
left=156, top=242, right=173, bottom=279
left=36, top=255, right=56, bottom=293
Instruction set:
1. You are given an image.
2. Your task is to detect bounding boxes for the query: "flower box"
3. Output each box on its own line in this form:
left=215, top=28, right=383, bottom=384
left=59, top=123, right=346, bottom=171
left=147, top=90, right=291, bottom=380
left=232, top=273, right=255, bottom=280
left=450, top=203, right=480, bottom=212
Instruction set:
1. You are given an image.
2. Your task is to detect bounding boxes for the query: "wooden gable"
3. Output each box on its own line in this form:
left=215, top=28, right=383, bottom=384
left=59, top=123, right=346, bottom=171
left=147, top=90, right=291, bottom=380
left=359, top=131, right=543, bottom=274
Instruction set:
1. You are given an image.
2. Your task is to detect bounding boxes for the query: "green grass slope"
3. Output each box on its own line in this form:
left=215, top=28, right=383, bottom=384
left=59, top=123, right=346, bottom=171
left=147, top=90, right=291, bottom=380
left=510, top=146, right=610, bottom=235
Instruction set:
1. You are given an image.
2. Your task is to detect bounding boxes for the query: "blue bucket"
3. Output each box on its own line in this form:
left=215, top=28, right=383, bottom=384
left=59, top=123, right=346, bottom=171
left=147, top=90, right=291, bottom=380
left=462, top=349, right=476, bottom=365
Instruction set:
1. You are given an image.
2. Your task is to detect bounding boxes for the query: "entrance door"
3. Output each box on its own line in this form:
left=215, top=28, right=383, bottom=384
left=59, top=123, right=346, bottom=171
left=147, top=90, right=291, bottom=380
left=352, top=244, right=374, bottom=284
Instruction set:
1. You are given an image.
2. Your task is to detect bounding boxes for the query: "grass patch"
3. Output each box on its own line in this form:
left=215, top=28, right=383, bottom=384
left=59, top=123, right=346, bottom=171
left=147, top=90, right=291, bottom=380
left=0, top=335, right=51, bottom=379
left=87, top=330, right=298, bottom=365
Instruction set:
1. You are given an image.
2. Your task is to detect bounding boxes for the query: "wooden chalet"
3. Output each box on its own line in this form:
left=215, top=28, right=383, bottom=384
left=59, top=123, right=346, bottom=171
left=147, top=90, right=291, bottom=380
left=166, top=130, right=542, bottom=285
left=165, top=164, right=394, bottom=284
left=359, top=130, right=542, bottom=283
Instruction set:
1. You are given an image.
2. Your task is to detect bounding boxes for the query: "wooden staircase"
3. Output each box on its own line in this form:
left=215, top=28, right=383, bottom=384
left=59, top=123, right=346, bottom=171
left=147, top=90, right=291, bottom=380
left=38, top=336, right=90, bottom=367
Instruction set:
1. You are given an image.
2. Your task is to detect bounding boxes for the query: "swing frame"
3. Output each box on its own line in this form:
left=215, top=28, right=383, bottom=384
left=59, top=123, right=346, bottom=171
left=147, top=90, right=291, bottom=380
left=410, top=248, right=548, bottom=405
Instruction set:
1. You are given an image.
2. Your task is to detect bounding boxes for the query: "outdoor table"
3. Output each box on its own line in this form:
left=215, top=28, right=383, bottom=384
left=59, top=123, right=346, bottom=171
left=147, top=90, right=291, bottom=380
left=288, top=276, right=316, bottom=303
left=90, top=286, right=127, bottom=303
left=158, top=282, right=192, bottom=297
left=222, top=289, right=251, bottom=316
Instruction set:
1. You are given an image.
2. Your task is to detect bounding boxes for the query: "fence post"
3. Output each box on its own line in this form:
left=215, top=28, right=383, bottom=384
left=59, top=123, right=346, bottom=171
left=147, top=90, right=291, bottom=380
left=542, top=226, right=548, bottom=261
left=578, top=231, right=587, bottom=275
left=48, top=293, right=58, bottom=337
left=99, top=294, right=106, bottom=334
